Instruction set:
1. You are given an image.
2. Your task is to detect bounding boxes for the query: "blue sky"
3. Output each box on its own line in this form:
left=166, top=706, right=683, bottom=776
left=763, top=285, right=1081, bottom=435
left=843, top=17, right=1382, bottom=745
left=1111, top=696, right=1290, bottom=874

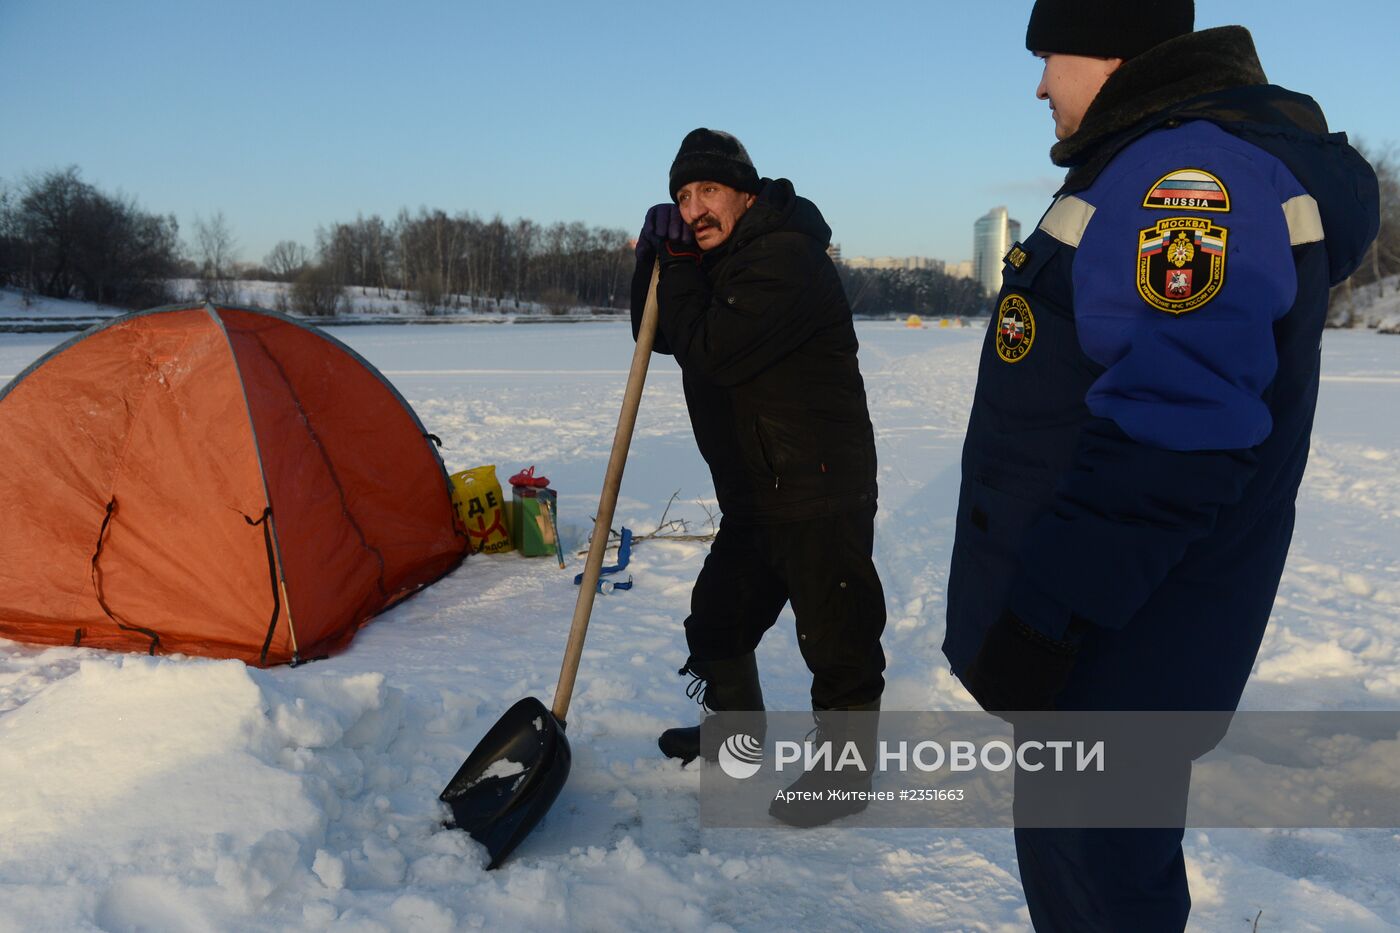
left=2, top=0, right=1395, bottom=267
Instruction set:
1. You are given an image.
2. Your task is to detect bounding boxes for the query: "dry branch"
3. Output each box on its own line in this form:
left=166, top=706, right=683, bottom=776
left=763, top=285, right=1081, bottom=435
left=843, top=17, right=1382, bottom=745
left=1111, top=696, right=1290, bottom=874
left=576, top=490, right=718, bottom=554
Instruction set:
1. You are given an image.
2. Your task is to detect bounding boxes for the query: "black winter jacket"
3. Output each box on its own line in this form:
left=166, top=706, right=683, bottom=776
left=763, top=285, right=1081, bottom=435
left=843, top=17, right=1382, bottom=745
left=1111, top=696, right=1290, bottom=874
left=630, top=179, right=877, bottom=523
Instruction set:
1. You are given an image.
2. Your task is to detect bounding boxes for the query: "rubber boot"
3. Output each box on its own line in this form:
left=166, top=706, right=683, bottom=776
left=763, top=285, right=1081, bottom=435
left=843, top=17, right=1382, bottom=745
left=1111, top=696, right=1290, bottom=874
left=658, top=652, right=764, bottom=764
left=768, top=698, right=881, bottom=827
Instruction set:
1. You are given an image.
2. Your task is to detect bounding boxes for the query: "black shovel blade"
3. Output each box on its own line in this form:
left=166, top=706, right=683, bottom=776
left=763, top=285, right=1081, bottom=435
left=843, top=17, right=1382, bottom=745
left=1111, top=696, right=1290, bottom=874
left=439, top=695, right=571, bottom=869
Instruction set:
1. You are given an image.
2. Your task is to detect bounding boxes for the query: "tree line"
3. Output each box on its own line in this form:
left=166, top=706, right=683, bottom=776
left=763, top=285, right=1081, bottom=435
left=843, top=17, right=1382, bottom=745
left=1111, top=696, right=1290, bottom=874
left=0, top=166, right=990, bottom=318
left=0, top=167, right=638, bottom=316
left=292, top=210, right=634, bottom=315
left=838, top=265, right=991, bottom=318
left=0, top=167, right=180, bottom=308
left=4, top=156, right=1397, bottom=319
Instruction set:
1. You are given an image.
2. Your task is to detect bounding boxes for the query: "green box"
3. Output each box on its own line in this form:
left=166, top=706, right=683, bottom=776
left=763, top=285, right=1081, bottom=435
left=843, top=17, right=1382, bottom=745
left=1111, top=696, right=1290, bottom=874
left=511, top=487, right=559, bottom=557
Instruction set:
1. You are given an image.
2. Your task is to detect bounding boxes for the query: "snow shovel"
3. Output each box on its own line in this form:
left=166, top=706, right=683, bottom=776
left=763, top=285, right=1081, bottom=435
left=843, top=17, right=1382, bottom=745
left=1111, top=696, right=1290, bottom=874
left=439, top=260, right=661, bottom=869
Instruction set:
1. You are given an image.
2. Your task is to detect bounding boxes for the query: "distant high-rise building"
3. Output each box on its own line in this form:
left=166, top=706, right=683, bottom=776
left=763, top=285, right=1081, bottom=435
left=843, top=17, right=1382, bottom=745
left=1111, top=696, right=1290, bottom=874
left=973, top=207, right=1021, bottom=297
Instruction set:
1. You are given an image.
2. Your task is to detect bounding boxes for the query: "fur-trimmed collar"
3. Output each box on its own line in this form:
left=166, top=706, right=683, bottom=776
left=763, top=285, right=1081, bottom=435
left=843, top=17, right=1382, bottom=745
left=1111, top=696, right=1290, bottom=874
left=1052, top=26, right=1268, bottom=173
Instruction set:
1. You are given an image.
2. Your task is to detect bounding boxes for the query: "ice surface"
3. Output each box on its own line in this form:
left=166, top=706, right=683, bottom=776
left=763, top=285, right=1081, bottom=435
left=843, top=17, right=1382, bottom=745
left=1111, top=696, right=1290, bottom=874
left=0, top=321, right=1396, bottom=931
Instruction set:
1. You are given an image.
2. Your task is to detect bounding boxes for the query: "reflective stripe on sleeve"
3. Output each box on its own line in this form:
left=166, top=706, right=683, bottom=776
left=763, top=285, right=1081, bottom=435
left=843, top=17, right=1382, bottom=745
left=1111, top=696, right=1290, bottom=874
left=1038, top=195, right=1097, bottom=248
left=1283, top=194, right=1324, bottom=245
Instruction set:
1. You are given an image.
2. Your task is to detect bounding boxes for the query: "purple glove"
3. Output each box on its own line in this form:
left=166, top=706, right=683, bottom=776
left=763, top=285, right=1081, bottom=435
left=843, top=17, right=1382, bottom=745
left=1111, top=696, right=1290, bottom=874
left=636, top=203, right=695, bottom=263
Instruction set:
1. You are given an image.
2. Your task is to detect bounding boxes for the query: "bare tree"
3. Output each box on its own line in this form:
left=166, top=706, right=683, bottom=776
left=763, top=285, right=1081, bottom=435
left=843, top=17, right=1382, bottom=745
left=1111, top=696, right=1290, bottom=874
left=595, top=227, right=631, bottom=307
left=1329, top=140, right=1400, bottom=324
left=72, top=190, right=179, bottom=307
left=394, top=208, right=466, bottom=313
left=483, top=213, right=510, bottom=304
left=264, top=240, right=309, bottom=280
left=17, top=166, right=87, bottom=297
left=510, top=218, right=537, bottom=307
left=192, top=211, right=240, bottom=302
left=0, top=178, right=18, bottom=288
left=358, top=215, right=393, bottom=297
left=290, top=263, right=343, bottom=317
left=9, top=167, right=177, bottom=308
left=1360, top=142, right=1400, bottom=294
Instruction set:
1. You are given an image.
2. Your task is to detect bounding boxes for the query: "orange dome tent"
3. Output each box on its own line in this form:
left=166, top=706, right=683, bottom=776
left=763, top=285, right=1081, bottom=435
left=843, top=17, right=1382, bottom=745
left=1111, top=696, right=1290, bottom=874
left=0, top=304, right=468, bottom=666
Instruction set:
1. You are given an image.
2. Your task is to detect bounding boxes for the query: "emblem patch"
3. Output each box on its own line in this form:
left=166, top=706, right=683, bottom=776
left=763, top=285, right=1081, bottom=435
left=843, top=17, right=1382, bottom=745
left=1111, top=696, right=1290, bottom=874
left=1142, top=168, right=1230, bottom=212
left=1004, top=243, right=1030, bottom=271
left=994, top=294, right=1035, bottom=363
left=1137, top=217, right=1228, bottom=314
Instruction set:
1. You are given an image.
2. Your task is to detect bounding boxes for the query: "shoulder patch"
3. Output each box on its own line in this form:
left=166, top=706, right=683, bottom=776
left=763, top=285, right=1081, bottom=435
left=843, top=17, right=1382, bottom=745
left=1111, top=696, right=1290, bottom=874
left=1004, top=242, right=1030, bottom=271
left=995, top=294, right=1035, bottom=363
left=1136, top=217, right=1228, bottom=315
left=1143, top=168, right=1230, bottom=212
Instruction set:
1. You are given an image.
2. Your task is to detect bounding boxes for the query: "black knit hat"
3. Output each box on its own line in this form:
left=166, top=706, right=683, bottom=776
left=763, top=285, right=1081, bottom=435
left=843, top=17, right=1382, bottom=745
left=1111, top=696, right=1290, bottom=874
left=1026, top=0, right=1194, bottom=60
left=669, top=128, right=762, bottom=201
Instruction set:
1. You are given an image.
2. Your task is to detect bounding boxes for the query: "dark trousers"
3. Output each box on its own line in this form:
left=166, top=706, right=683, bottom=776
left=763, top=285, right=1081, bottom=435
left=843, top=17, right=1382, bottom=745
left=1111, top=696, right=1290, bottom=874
left=684, top=505, right=886, bottom=710
left=1012, top=730, right=1194, bottom=932
left=1015, top=827, right=1189, bottom=932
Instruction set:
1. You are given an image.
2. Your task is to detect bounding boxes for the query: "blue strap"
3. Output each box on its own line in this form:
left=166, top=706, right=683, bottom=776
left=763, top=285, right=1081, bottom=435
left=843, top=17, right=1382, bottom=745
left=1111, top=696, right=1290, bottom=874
left=574, top=527, right=633, bottom=590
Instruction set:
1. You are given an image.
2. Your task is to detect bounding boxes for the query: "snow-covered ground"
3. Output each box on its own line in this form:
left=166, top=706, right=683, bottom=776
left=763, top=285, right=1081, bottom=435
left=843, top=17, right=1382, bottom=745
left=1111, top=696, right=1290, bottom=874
left=1330, top=275, right=1400, bottom=333
left=0, top=282, right=604, bottom=326
left=0, top=287, right=126, bottom=326
left=8, top=274, right=1400, bottom=330
left=0, top=322, right=1397, bottom=932
left=221, top=279, right=553, bottom=319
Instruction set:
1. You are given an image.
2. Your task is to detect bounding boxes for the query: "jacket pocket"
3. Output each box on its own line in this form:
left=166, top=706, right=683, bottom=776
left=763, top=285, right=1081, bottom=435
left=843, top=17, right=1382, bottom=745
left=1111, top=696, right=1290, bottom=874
left=946, top=478, right=1046, bottom=660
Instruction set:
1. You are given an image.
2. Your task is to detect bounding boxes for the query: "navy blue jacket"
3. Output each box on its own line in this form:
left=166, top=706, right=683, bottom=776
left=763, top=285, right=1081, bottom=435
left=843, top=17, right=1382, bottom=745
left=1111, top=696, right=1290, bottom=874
left=944, top=30, right=1379, bottom=711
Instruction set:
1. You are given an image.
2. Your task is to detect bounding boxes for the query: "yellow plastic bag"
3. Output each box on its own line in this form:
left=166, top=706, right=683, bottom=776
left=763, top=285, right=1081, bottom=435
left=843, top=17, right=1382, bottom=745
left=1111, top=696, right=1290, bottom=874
left=449, top=465, right=513, bottom=554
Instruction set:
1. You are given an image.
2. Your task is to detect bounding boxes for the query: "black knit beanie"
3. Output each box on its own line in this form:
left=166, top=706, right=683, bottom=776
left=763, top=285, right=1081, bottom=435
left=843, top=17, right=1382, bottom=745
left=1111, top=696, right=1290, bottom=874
left=669, top=128, right=762, bottom=201
left=1026, top=0, right=1194, bottom=60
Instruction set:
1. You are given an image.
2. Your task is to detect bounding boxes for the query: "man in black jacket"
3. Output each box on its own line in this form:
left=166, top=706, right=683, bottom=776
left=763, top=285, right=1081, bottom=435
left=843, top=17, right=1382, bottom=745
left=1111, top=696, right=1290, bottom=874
left=630, top=129, right=885, bottom=823
left=945, top=2, right=1378, bottom=928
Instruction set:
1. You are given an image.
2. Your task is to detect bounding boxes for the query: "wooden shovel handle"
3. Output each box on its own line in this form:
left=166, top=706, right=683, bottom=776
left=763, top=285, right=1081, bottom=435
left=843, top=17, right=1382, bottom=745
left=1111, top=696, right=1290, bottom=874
left=552, top=260, right=660, bottom=722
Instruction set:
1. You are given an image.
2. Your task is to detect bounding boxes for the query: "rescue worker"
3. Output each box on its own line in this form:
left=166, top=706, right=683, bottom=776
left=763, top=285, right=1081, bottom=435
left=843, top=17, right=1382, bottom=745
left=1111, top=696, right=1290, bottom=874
left=943, top=2, right=1379, bottom=928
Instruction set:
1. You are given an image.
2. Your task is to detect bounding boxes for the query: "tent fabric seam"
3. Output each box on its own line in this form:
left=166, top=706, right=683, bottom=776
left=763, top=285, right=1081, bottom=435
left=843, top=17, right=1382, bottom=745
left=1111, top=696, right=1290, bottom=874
left=214, top=303, right=466, bottom=535
left=240, top=323, right=392, bottom=605
left=205, top=303, right=298, bottom=662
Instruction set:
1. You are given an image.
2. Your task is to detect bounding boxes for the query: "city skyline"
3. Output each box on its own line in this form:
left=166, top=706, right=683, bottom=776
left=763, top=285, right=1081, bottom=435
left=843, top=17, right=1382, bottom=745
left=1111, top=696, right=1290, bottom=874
left=3, top=1, right=1396, bottom=266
